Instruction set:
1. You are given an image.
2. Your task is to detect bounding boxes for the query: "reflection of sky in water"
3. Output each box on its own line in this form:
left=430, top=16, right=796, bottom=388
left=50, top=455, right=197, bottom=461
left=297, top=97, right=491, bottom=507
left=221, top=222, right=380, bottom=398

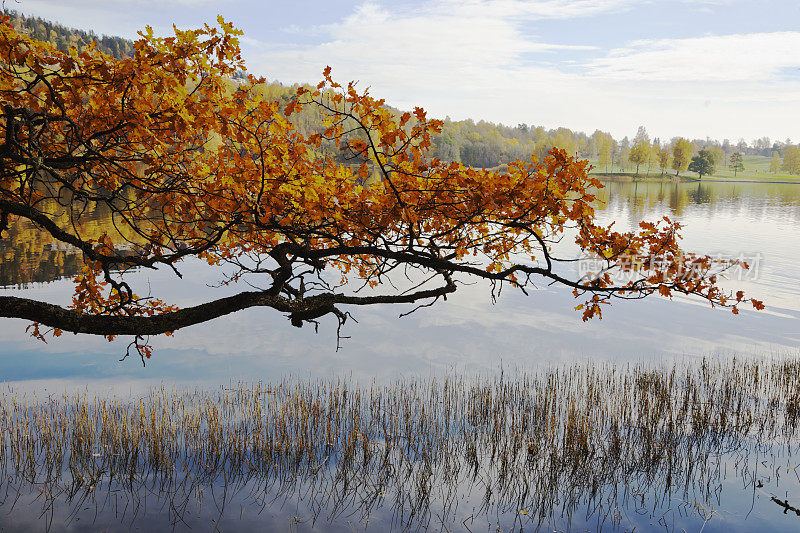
left=0, top=181, right=799, bottom=393
left=3, top=437, right=800, bottom=532
left=2, top=180, right=800, bottom=531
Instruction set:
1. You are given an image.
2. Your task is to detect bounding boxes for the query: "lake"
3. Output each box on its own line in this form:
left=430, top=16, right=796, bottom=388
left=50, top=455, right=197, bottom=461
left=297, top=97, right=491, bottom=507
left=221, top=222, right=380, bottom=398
left=1, top=179, right=798, bottom=391
left=1, top=178, right=799, bottom=532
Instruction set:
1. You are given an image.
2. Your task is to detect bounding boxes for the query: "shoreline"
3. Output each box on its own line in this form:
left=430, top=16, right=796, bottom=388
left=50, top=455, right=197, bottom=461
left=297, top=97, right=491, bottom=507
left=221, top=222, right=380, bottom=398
left=592, top=172, right=800, bottom=184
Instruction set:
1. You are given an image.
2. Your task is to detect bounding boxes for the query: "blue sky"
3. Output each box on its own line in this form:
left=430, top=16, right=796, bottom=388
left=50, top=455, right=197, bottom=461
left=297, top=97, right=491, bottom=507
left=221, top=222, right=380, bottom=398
left=13, top=0, right=800, bottom=142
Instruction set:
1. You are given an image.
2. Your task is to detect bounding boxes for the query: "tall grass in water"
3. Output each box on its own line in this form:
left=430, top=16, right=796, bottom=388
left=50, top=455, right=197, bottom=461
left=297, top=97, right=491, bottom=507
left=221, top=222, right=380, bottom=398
left=2, top=357, right=800, bottom=530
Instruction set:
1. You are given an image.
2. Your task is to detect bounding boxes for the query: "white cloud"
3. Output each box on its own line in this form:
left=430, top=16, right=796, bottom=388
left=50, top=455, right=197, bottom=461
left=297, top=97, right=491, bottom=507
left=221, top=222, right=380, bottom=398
left=243, top=1, right=800, bottom=141
left=13, top=0, right=800, bottom=140
left=589, top=32, right=800, bottom=81
left=247, top=1, right=608, bottom=106
left=433, top=0, right=639, bottom=19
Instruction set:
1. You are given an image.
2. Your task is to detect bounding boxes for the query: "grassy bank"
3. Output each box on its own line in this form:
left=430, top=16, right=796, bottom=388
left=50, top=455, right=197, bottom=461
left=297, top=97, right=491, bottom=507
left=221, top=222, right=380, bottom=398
left=587, top=154, right=800, bottom=183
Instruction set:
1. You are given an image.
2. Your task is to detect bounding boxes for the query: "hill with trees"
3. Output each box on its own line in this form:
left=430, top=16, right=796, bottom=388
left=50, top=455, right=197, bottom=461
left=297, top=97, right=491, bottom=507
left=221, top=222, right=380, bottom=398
left=5, top=9, right=133, bottom=58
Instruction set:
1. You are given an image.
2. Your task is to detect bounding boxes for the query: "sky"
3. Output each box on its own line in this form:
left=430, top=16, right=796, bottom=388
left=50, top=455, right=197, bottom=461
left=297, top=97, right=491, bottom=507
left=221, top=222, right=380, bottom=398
left=10, top=0, right=800, bottom=142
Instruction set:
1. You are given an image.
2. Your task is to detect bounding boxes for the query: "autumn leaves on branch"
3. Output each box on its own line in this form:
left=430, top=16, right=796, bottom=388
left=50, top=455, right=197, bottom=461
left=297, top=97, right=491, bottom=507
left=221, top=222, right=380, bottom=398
left=0, top=16, right=762, bottom=355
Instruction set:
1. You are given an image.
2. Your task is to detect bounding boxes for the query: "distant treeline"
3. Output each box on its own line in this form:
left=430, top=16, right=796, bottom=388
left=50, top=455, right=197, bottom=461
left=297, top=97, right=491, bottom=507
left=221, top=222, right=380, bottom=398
left=6, top=9, right=799, bottom=174
left=436, top=122, right=799, bottom=175
left=4, top=9, right=133, bottom=58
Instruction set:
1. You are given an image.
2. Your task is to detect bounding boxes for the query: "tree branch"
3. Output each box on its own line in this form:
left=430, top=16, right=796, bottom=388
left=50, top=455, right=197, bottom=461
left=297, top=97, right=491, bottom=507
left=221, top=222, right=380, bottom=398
left=0, top=275, right=457, bottom=336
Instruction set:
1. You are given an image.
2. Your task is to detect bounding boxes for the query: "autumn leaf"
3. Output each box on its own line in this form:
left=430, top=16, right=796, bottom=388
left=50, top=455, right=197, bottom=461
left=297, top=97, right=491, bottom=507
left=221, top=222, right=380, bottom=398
left=0, top=18, right=762, bottom=353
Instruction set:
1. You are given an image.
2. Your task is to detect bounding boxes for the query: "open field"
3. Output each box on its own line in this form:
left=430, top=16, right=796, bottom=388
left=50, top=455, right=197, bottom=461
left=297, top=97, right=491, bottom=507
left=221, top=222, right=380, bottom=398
left=586, top=155, right=800, bottom=183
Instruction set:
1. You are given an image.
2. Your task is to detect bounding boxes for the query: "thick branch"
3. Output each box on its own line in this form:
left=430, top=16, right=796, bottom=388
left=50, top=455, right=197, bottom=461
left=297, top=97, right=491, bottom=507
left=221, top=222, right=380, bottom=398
left=0, top=276, right=457, bottom=336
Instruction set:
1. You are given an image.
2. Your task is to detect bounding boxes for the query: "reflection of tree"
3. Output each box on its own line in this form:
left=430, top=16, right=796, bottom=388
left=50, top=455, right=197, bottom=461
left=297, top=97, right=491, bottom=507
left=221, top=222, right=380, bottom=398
left=5, top=179, right=798, bottom=291
left=0, top=243, right=83, bottom=287
left=689, top=182, right=712, bottom=205
left=0, top=198, right=126, bottom=287
left=595, top=179, right=800, bottom=220
left=667, top=182, right=684, bottom=215
left=2, top=359, right=800, bottom=531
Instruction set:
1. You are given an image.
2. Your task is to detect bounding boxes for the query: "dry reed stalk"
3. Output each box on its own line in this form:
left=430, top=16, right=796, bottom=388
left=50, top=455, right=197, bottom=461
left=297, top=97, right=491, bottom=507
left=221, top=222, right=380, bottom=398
left=0, top=357, right=799, bottom=530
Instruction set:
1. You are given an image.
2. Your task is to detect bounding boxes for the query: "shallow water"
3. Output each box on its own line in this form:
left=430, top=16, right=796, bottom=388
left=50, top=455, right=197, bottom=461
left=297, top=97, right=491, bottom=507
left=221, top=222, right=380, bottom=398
left=1, top=179, right=800, bottom=531
left=2, top=361, right=800, bottom=532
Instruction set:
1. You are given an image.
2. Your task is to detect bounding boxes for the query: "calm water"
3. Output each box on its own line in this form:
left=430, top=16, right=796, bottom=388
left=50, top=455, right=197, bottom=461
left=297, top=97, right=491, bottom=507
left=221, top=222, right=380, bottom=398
left=1, top=180, right=798, bottom=392
left=1, top=179, right=800, bottom=531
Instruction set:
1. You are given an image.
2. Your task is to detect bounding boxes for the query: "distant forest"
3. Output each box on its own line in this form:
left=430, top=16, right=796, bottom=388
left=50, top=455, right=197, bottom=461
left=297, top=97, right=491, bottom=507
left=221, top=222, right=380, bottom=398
left=5, top=9, right=798, bottom=175
left=5, top=9, right=133, bottom=59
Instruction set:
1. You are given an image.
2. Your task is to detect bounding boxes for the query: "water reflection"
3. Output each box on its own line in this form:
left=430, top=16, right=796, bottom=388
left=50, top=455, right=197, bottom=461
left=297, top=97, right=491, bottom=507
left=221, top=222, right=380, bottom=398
left=2, top=181, right=800, bottom=531
left=0, top=219, right=83, bottom=288
left=0, top=180, right=799, bottom=390
left=0, top=199, right=124, bottom=288
left=594, top=180, right=800, bottom=221
left=2, top=359, right=800, bottom=532
left=6, top=181, right=800, bottom=289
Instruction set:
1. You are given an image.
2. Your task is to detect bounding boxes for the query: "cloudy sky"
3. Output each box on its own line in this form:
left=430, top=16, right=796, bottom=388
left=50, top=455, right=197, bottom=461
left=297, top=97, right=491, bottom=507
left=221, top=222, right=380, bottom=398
left=12, top=0, right=800, bottom=142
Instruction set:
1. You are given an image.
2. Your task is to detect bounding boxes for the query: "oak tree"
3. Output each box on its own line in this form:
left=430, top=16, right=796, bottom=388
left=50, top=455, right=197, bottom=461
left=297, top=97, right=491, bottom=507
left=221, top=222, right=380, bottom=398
left=0, top=18, right=762, bottom=357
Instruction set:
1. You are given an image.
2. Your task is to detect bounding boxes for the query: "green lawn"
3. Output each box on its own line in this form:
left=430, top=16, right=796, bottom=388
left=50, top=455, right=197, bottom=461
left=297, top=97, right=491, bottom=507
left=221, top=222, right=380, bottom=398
left=585, top=155, right=800, bottom=183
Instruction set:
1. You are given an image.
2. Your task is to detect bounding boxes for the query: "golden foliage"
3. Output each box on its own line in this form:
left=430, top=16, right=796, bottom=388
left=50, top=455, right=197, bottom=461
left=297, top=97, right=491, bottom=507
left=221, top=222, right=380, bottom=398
left=0, top=16, right=761, bottom=349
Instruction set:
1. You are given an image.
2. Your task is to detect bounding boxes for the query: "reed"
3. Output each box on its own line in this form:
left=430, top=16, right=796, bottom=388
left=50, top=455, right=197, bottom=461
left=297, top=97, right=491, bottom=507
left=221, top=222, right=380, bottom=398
left=1, top=357, right=800, bottom=530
